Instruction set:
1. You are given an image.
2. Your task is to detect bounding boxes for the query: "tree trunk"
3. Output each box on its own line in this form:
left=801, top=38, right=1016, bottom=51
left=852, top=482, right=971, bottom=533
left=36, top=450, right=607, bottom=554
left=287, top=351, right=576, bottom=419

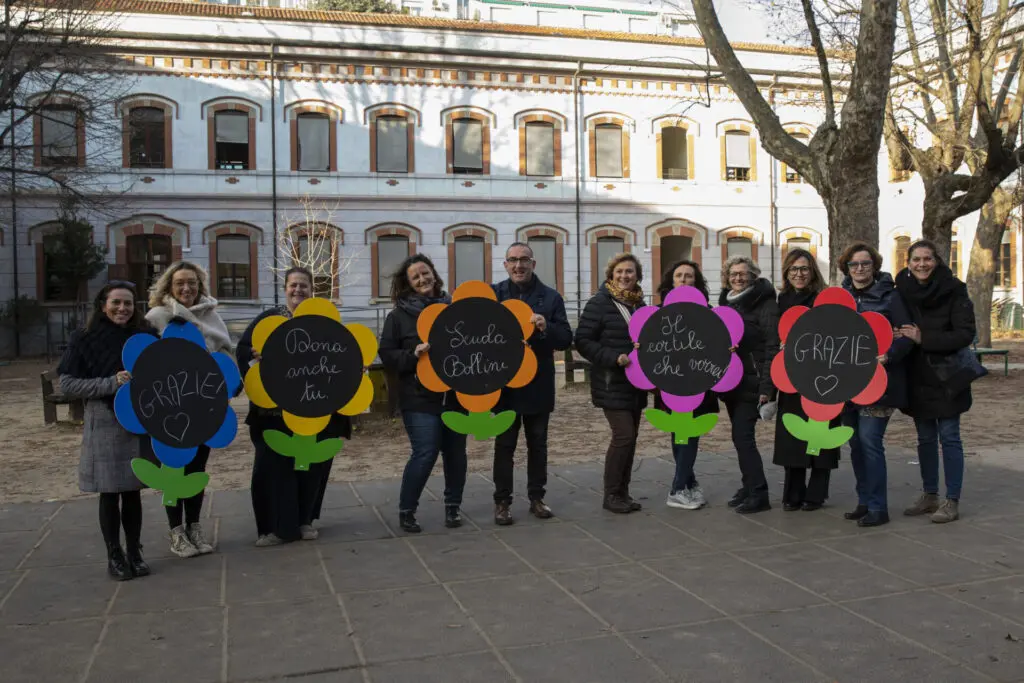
left=921, top=181, right=954, bottom=263
left=966, top=188, right=1012, bottom=347
left=822, top=159, right=882, bottom=284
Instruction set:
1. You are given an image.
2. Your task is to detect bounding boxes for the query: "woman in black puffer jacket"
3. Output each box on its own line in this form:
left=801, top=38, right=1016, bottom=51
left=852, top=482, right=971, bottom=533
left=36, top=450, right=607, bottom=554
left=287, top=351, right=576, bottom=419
left=717, top=255, right=779, bottom=514
left=574, top=253, right=648, bottom=514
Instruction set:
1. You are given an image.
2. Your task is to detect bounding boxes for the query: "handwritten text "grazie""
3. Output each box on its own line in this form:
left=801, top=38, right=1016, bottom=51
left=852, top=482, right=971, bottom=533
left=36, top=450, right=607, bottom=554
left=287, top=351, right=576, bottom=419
left=138, top=371, right=224, bottom=418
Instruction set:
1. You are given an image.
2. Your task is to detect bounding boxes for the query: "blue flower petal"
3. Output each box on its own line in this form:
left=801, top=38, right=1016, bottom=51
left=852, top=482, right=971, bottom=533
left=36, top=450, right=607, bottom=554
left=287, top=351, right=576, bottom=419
left=114, top=384, right=146, bottom=434
left=151, top=439, right=197, bottom=469
left=122, top=333, right=156, bottom=373
left=206, top=406, right=238, bottom=448
left=213, top=352, right=242, bottom=396
left=161, top=321, right=207, bottom=349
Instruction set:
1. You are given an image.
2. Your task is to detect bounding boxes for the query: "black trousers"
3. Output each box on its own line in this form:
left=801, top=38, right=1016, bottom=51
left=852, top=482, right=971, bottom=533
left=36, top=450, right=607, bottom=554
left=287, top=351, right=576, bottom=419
left=783, top=467, right=831, bottom=505
left=493, top=413, right=550, bottom=504
left=723, top=397, right=769, bottom=500
left=165, top=445, right=211, bottom=528
left=99, top=491, right=142, bottom=551
left=602, top=407, right=643, bottom=498
left=249, top=426, right=333, bottom=542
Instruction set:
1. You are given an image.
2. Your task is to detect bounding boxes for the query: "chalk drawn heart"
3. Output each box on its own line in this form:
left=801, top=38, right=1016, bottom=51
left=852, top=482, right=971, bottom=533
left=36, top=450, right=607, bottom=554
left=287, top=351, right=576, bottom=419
left=814, top=375, right=839, bottom=397
left=163, top=412, right=190, bottom=443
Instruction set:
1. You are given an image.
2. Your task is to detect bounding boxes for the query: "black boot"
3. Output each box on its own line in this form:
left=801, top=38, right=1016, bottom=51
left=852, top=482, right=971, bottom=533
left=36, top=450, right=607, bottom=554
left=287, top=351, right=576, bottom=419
left=444, top=505, right=463, bottom=529
left=399, top=511, right=422, bottom=533
left=735, top=496, right=771, bottom=514
left=107, top=544, right=132, bottom=581
left=844, top=505, right=869, bottom=520
left=727, top=488, right=747, bottom=508
left=126, top=543, right=150, bottom=577
left=602, top=495, right=632, bottom=514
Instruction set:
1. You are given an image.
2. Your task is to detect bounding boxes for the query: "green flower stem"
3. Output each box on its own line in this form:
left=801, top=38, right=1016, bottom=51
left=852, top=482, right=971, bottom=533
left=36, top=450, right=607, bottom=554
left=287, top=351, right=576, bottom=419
left=441, top=410, right=517, bottom=440
left=780, top=413, right=854, bottom=455
left=263, top=430, right=343, bottom=471
left=131, top=459, right=209, bottom=507
left=644, top=409, right=719, bottom=445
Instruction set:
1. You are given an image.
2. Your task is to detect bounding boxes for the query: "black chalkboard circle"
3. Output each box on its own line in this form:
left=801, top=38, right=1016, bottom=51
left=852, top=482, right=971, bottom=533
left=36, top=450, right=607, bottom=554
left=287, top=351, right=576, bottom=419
left=636, top=302, right=733, bottom=396
left=260, top=315, right=364, bottom=418
left=128, top=337, right=229, bottom=449
left=427, top=298, right=524, bottom=395
left=783, top=303, right=879, bottom=404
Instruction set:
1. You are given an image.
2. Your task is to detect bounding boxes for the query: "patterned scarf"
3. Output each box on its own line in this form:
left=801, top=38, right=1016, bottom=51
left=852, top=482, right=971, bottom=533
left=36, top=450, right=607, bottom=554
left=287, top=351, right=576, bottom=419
left=605, top=280, right=644, bottom=308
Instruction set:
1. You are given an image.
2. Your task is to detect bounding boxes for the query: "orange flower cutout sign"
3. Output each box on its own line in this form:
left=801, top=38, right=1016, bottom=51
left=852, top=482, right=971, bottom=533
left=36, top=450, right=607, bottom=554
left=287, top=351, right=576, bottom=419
left=416, top=281, right=536, bottom=439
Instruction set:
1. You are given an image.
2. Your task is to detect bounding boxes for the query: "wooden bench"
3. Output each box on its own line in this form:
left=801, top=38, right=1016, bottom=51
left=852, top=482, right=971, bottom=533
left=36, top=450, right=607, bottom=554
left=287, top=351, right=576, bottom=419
left=563, top=347, right=592, bottom=385
left=40, top=369, right=85, bottom=425
left=973, top=337, right=1009, bottom=377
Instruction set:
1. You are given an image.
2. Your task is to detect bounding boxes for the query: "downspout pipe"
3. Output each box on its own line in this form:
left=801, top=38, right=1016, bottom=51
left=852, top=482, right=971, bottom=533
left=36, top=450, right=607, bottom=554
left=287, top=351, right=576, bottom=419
left=767, top=74, right=780, bottom=285
left=573, top=61, right=583, bottom=319
left=6, top=0, right=20, bottom=356
left=270, top=43, right=279, bottom=306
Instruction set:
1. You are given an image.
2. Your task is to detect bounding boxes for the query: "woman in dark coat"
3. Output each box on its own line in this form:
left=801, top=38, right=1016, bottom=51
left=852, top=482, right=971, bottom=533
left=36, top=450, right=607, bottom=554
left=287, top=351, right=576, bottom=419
left=378, top=254, right=467, bottom=534
left=717, top=256, right=778, bottom=514
left=237, top=267, right=351, bottom=546
left=839, top=242, right=913, bottom=528
left=773, top=248, right=838, bottom=512
left=574, top=252, right=648, bottom=514
left=657, top=259, right=718, bottom=510
left=58, top=281, right=157, bottom=580
left=895, top=239, right=976, bottom=524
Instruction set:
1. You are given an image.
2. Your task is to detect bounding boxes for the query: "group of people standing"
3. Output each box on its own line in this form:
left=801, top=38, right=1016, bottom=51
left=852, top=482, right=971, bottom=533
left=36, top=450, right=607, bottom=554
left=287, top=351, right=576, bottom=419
left=59, top=236, right=977, bottom=581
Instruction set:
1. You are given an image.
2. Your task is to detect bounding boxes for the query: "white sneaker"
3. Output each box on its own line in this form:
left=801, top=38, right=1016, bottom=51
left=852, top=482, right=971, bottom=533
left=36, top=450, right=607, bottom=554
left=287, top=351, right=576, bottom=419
left=169, top=525, right=200, bottom=558
left=690, top=485, right=707, bottom=508
left=299, top=524, right=319, bottom=541
left=186, top=522, right=214, bottom=554
left=255, top=533, right=284, bottom=547
left=666, top=489, right=701, bottom=510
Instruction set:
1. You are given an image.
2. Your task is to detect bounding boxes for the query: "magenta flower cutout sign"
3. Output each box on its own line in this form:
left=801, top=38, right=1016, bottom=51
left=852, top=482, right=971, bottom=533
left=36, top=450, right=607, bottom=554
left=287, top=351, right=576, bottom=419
left=626, top=285, right=743, bottom=443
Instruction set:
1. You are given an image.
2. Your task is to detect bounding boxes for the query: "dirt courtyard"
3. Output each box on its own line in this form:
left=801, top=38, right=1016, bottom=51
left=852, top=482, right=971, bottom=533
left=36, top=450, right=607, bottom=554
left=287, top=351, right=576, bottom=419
left=1, top=341, right=1021, bottom=504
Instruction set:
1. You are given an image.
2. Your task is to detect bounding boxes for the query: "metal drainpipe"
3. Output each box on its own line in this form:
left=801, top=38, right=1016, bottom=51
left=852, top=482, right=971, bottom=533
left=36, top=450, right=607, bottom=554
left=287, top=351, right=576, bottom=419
left=270, top=44, right=279, bottom=306
left=768, top=75, right=780, bottom=285
left=6, top=0, right=20, bottom=356
left=573, top=61, right=583, bottom=318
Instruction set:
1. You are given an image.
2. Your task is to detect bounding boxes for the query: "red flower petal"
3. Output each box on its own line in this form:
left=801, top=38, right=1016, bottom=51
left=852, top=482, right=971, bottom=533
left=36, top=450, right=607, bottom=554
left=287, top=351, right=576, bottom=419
left=862, top=311, right=893, bottom=356
left=801, top=396, right=843, bottom=421
left=778, top=306, right=808, bottom=343
left=814, top=287, right=857, bottom=310
left=770, top=352, right=796, bottom=393
left=852, top=363, right=888, bottom=406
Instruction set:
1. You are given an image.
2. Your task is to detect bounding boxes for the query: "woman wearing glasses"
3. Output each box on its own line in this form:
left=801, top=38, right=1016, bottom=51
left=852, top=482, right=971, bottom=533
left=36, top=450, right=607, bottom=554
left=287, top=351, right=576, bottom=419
left=839, top=243, right=913, bottom=527
left=772, top=249, right=837, bottom=511
left=58, top=281, right=157, bottom=580
left=146, top=261, right=233, bottom=558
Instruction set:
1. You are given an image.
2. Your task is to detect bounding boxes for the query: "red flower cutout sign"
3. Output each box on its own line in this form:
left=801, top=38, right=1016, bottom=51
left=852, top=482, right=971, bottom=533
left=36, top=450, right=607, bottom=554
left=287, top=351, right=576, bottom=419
left=770, top=287, right=893, bottom=453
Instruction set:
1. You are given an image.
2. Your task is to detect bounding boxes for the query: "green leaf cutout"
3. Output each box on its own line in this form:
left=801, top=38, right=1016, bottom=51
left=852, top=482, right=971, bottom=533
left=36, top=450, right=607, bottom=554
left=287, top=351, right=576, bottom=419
left=132, top=460, right=208, bottom=507
left=263, top=430, right=343, bottom=471
left=441, top=410, right=517, bottom=440
left=644, top=409, right=720, bottom=445
left=781, top=413, right=854, bottom=455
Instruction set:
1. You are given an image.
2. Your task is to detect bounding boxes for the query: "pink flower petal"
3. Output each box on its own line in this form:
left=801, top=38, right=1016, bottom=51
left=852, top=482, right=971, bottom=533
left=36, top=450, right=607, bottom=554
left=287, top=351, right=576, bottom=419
left=661, top=391, right=704, bottom=413
left=715, top=306, right=744, bottom=347
left=628, top=305, right=658, bottom=343
left=712, top=353, right=743, bottom=393
left=663, top=285, right=708, bottom=307
left=625, top=352, right=655, bottom=390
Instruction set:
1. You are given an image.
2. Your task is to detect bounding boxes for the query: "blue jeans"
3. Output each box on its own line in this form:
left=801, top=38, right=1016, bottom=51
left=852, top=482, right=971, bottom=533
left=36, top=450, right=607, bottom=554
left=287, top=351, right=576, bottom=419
left=914, top=417, right=964, bottom=500
left=670, top=436, right=700, bottom=494
left=398, top=411, right=468, bottom=513
left=843, top=411, right=890, bottom=513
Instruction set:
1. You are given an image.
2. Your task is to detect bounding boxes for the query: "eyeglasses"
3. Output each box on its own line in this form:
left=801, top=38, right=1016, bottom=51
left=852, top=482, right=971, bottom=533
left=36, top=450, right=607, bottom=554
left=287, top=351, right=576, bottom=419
left=787, top=266, right=811, bottom=275
left=505, top=257, right=534, bottom=265
left=107, top=280, right=136, bottom=290
left=846, top=260, right=873, bottom=270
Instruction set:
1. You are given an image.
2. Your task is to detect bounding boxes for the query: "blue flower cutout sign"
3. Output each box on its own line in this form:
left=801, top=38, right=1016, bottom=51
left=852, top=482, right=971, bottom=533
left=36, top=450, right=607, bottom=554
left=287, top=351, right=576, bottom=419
left=114, top=321, right=241, bottom=506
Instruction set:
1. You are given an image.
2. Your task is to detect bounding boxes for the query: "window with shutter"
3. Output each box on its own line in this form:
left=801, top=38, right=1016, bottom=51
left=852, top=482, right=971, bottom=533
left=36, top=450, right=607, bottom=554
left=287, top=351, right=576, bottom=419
left=525, top=122, right=555, bottom=176
left=452, top=119, right=483, bottom=173
left=376, top=116, right=409, bottom=173
left=215, top=111, right=249, bottom=170
left=40, top=107, right=80, bottom=166
left=727, top=237, right=753, bottom=259
left=128, top=107, right=166, bottom=169
left=725, top=131, right=750, bottom=181
left=528, top=237, right=557, bottom=287
left=297, top=113, right=330, bottom=171
left=661, top=127, right=688, bottom=179
left=596, top=237, right=624, bottom=273
left=377, top=235, right=409, bottom=297
left=454, top=236, right=485, bottom=286
left=595, top=124, right=623, bottom=178
left=216, top=235, right=250, bottom=299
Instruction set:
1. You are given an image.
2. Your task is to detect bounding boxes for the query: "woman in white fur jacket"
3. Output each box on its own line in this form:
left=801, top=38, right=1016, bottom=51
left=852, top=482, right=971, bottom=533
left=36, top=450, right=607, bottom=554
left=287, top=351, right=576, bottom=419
left=145, top=261, right=234, bottom=559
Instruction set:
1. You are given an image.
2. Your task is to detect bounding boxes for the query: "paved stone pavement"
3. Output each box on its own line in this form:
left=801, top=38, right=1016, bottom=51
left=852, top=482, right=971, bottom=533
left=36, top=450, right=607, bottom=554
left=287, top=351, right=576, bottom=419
left=2, top=445, right=1024, bottom=683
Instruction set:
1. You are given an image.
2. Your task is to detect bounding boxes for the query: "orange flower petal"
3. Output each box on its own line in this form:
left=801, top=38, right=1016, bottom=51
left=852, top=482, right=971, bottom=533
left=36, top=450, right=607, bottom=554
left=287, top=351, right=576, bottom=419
left=506, top=344, right=537, bottom=389
left=416, top=354, right=450, bottom=393
left=452, top=280, right=496, bottom=302
left=458, top=391, right=500, bottom=412
left=503, top=299, right=535, bottom=340
left=416, top=303, right=446, bottom=343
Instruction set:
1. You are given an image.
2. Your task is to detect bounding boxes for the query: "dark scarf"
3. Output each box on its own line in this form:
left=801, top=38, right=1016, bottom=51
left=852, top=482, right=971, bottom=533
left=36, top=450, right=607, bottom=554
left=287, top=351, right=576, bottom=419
left=507, top=275, right=539, bottom=299
left=895, top=264, right=959, bottom=310
left=777, top=287, right=817, bottom=313
left=397, top=292, right=450, bottom=316
left=57, top=315, right=153, bottom=380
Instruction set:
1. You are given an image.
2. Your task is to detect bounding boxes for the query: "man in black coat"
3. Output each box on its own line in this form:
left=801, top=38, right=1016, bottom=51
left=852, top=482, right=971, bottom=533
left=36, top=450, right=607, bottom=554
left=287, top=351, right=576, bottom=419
left=491, top=242, right=573, bottom=525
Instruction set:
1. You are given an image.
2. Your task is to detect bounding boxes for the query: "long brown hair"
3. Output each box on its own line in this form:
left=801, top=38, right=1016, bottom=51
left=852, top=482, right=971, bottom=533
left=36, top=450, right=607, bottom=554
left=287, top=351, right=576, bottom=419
left=780, top=248, right=825, bottom=295
left=86, top=282, right=147, bottom=332
left=389, top=253, right=444, bottom=302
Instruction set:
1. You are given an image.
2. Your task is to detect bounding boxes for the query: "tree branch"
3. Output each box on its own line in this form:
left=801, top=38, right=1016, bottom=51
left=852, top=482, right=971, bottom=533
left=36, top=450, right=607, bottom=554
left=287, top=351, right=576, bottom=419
left=801, top=0, right=836, bottom=124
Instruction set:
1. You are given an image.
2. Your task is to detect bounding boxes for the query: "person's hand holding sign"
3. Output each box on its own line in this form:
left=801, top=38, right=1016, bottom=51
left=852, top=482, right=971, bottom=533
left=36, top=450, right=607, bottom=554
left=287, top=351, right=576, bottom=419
left=617, top=353, right=631, bottom=367
left=115, top=370, right=131, bottom=386
left=530, top=314, right=547, bottom=333
left=898, top=324, right=921, bottom=344
left=414, top=343, right=430, bottom=358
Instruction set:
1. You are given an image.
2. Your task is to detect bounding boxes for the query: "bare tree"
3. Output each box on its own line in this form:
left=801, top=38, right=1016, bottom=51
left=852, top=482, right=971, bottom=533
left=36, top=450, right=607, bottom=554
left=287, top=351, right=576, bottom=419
left=1, top=0, right=134, bottom=204
left=691, top=0, right=899, bottom=281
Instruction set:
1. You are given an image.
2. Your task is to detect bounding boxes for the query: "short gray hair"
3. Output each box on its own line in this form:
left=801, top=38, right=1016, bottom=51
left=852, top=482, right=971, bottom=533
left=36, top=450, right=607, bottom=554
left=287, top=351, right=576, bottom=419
left=505, top=241, right=533, bottom=259
left=722, top=255, right=761, bottom=283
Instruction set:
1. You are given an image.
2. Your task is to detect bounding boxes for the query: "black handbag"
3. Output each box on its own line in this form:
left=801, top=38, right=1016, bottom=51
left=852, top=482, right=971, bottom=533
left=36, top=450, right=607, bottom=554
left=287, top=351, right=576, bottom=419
left=926, top=346, right=987, bottom=394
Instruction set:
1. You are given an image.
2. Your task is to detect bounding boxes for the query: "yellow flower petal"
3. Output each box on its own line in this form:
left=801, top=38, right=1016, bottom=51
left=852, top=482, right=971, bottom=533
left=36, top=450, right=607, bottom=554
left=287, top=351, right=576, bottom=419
left=345, top=323, right=379, bottom=366
left=294, top=297, right=341, bottom=322
left=338, top=374, right=373, bottom=416
left=243, top=366, right=277, bottom=409
left=252, top=315, right=288, bottom=353
left=283, top=411, right=331, bottom=436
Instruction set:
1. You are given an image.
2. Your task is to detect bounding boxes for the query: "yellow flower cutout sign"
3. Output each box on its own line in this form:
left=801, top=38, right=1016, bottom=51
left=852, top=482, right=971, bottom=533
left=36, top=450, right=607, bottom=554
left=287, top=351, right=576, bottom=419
left=416, top=280, right=536, bottom=439
left=244, top=298, right=378, bottom=469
